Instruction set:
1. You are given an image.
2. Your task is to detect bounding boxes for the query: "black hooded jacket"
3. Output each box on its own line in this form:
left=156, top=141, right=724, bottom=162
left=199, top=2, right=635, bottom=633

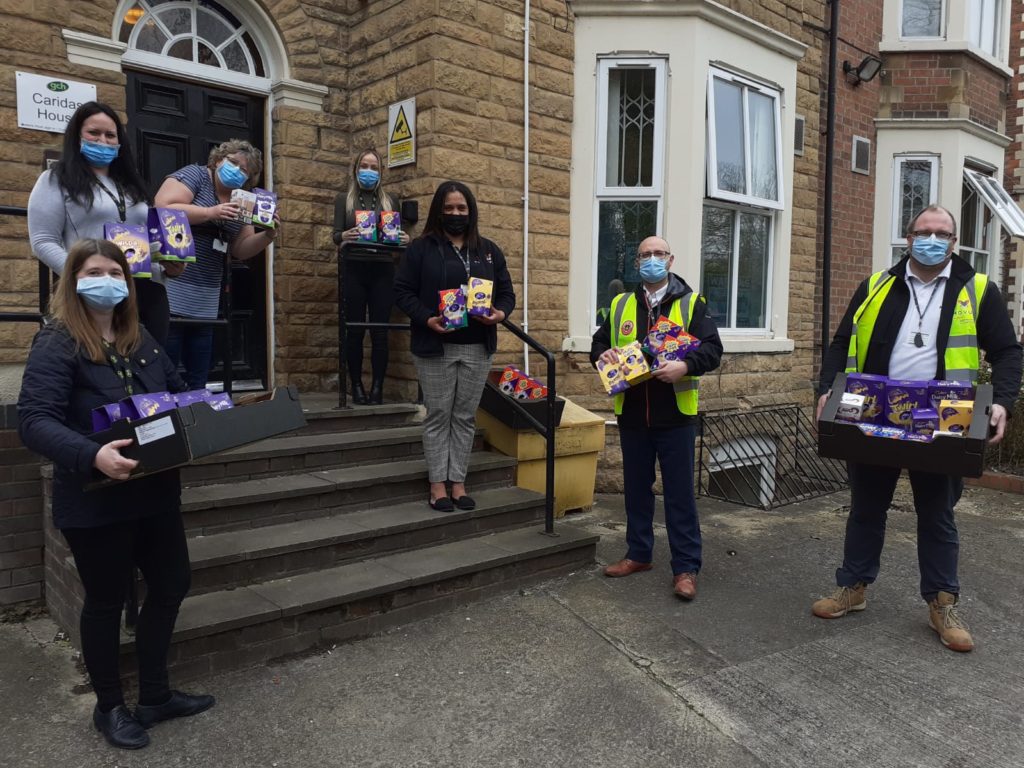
left=818, top=254, right=1022, bottom=414
left=590, top=274, right=724, bottom=429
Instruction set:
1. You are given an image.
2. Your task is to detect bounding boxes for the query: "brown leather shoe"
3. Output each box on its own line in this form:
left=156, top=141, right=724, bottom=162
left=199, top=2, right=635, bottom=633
left=603, top=558, right=653, bottom=577
left=673, top=572, right=697, bottom=600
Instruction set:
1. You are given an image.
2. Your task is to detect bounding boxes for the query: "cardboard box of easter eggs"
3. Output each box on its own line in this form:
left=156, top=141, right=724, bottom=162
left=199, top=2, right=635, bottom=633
left=817, top=373, right=991, bottom=477
left=86, top=387, right=306, bottom=488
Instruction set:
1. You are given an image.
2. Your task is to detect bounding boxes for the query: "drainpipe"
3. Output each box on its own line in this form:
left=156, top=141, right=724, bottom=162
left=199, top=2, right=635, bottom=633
left=522, top=0, right=531, bottom=375
left=821, top=0, right=839, bottom=361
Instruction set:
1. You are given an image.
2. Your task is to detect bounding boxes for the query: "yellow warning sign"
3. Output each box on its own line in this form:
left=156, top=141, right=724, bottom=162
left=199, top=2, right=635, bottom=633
left=390, top=107, right=411, bottom=142
left=387, top=98, right=416, bottom=168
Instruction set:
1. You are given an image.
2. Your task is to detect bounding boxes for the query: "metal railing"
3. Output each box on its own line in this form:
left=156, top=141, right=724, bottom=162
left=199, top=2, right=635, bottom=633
left=0, top=206, right=50, bottom=325
left=336, top=240, right=559, bottom=533
left=698, top=404, right=847, bottom=510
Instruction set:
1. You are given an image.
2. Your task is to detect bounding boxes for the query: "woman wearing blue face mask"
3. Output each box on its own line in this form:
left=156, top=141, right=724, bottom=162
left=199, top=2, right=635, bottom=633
left=27, top=101, right=180, bottom=345
left=18, top=238, right=213, bottom=750
left=332, top=148, right=410, bottom=404
left=154, top=139, right=279, bottom=390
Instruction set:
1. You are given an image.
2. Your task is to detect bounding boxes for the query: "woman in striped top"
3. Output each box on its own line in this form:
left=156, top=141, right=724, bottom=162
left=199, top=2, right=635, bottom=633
left=153, top=140, right=278, bottom=390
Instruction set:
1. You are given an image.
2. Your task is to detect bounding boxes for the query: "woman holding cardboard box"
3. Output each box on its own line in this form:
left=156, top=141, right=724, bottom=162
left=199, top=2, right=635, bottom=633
left=394, top=180, right=515, bottom=512
left=154, top=139, right=279, bottom=390
left=332, top=148, right=410, bottom=405
left=17, top=239, right=213, bottom=750
left=26, top=101, right=181, bottom=345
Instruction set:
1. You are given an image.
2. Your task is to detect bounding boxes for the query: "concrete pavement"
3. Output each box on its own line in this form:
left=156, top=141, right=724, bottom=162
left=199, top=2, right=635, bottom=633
left=3, top=481, right=1023, bottom=767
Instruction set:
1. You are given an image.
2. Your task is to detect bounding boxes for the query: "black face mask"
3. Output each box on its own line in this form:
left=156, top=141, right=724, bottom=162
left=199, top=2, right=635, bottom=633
left=441, top=214, right=469, bottom=235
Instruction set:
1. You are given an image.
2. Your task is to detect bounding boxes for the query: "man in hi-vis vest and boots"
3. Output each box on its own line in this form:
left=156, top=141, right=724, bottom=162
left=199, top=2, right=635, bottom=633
left=815, top=205, right=1021, bottom=651
left=591, top=236, right=723, bottom=600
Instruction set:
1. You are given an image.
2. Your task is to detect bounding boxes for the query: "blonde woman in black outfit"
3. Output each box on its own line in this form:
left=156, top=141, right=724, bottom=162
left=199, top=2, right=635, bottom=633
left=332, top=148, right=409, bottom=404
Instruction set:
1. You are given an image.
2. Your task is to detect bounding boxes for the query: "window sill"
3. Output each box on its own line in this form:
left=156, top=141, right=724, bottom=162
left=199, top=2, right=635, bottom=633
left=878, top=40, right=1012, bottom=78
left=561, top=335, right=796, bottom=354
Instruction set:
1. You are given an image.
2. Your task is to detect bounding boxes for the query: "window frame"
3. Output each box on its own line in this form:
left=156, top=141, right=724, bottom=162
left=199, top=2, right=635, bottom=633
left=591, top=56, right=668, bottom=330
left=699, top=200, right=775, bottom=333
left=968, top=0, right=1002, bottom=58
left=594, top=57, right=668, bottom=198
left=899, top=0, right=947, bottom=40
left=706, top=66, right=785, bottom=211
left=959, top=176, right=996, bottom=275
left=891, top=154, right=939, bottom=258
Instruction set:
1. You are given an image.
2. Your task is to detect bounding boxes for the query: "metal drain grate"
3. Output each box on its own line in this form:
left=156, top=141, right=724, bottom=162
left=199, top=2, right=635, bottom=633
left=697, top=404, right=848, bottom=509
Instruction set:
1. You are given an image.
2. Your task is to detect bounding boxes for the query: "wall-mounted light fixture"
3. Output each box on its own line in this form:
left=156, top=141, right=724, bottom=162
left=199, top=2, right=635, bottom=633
left=124, top=5, right=144, bottom=25
left=842, top=55, right=882, bottom=86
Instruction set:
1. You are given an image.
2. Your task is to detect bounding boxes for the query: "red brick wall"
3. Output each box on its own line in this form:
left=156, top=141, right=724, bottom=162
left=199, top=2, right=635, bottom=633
left=881, top=52, right=1007, bottom=132
left=1007, top=3, right=1024, bottom=329
left=815, top=1, right=883, bottom=362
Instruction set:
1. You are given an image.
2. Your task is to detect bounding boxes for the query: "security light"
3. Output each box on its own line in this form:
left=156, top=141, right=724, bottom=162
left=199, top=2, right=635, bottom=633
left=842, top=55, right=882, bottom=86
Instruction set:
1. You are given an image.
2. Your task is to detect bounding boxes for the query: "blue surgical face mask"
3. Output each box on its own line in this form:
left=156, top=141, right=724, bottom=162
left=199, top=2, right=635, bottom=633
left=910, top=235, right=951, bottom=266
left=80, top=140, right=119, bottom=168
left=217, top=160, right=248, bottom=190
left=638, top=256, right=669, bottom=284
left=77, top=276, right=129, bottom=310
left=357, top=169, right=380, bottom=189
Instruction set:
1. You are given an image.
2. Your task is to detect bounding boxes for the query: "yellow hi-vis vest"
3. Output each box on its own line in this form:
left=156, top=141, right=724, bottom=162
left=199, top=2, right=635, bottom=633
left=845, top=269, right=987, bottom=384
left=609, top=291, right=701, bottom=415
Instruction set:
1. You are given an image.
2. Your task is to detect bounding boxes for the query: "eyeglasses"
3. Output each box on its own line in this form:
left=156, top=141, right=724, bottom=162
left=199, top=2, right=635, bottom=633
left=911, top=230, right=955, bottom=241
left=637, top=250, right=671, bottom=260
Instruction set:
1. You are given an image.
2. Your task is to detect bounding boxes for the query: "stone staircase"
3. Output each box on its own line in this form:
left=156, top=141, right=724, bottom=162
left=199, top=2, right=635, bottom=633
left=42, top=397, right=598, bottom=682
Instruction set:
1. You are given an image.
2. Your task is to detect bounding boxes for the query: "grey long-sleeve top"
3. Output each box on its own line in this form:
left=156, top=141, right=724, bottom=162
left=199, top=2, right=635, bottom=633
left=27, top=169, right=151, bottom=275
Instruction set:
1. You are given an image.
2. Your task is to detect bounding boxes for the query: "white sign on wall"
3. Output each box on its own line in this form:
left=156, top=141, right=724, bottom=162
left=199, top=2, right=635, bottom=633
left=16, top=71, right=96, bottom=134
left=387, top=97, right=416, bottom=168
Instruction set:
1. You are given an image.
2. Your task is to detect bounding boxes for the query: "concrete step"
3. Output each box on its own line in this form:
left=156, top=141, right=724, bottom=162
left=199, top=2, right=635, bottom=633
left=180, top=451, right=517, bottom=535
left=181, top=426, right=484, bottom=487
left=294, top=398, right=420, bottom=435
left=181, top=426, right=425, bottom=486
left=151, top=525, right=598, bottom=681
left=187, top=486, right=547, bottom=594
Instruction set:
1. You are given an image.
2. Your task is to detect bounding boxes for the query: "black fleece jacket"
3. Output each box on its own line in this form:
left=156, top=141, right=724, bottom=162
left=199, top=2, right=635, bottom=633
left=590, top=275, right=724, bottom=429
left=393, top=232, right=516, bottom=357
left=818, top=254, right=1022, bottom=414
left=18, top=324, right=185, bottom=529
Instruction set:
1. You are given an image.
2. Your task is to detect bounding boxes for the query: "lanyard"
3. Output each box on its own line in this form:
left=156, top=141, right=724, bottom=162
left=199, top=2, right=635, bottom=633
left=95, top=179, right=127, bottom=222
left=908, top=277, right=943, bottom=348
left=449, top=240, right=471, bottom=278
left=102, top=340, right=135, bottom=397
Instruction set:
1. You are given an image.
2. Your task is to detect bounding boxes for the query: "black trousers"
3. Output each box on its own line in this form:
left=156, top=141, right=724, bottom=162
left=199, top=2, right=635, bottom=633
left=135, top=278, right=170, bottom=347
left=344, top=259, right=394, bottom=384
left=837, top=462, right=962, bottom=600
left=62, top=511, right=191, bottom=710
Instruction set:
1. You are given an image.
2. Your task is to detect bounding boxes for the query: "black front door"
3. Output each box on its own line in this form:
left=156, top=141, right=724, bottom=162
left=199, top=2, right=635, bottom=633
left=126, top=71, right=268, bottom=389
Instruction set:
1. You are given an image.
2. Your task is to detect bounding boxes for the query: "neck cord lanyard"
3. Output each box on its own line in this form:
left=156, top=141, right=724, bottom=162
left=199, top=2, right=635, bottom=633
left=102, top=340, right=135, bottom=396
left=908, top=277, right=943, bottom=348
left=449, top=240, right=471, bottom=278
left=95, top=179, right=127, bottom=222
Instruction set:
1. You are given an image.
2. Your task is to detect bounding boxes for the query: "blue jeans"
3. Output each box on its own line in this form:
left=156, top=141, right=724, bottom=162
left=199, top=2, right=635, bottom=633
left=164, top=322, right=215, bottom=391
left=619, top=424, right=701, bottom=575
left=837, top=462, right=962, bottom=600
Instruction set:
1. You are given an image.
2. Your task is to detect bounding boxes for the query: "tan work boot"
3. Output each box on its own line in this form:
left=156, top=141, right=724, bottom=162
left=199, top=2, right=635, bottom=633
left=928, top=591, right=974, bottom=652
left=811, top=583, right=867, bottom=618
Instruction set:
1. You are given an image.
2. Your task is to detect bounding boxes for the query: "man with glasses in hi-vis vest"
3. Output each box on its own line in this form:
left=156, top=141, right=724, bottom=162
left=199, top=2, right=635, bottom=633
left=814, top=205, right=1022, bottom=652
left=591, top=236, right=723, bottom=600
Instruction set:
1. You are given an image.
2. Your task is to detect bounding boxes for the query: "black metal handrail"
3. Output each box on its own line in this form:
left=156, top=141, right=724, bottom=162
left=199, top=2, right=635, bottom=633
left=0, top=206, right=50, bottom=325
left=498, top=319, right=558, bottom=535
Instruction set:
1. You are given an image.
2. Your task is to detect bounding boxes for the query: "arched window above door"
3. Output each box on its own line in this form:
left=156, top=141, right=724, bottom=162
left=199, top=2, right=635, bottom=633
left=117, top=0, right=265, bottom=78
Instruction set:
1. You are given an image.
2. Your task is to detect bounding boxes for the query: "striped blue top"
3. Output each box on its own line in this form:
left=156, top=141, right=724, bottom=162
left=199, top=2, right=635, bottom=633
left=163, top=164, right=243, bottom=319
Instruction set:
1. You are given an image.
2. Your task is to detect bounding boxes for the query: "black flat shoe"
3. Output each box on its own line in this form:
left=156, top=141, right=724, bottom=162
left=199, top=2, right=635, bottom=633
left=452, top=495, right=476, bottom=511
left=93, top=705, right=149, bottom=749
left=134, top=691, right=216, bottom=729
left=428, top=496, right=455, bottom=512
